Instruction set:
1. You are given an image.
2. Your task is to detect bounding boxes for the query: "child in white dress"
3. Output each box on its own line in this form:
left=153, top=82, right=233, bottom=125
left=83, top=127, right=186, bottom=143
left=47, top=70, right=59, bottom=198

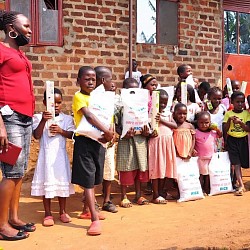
left=31, top=88, right=75, bottom=226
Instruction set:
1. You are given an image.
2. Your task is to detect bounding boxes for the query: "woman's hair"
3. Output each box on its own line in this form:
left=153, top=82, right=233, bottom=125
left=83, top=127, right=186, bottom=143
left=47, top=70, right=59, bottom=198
left=43, top=88, right=63, bottom=101
left=77, top=66, right=94, bottom=79
left=196, top=111, right=210, bottom=121
left=174, top=82, right=195, bottom=103
left=231, top=91, right=245, bottom=102
left=122, top=77, right=138, bottom=88
left=140, top=74, right=156, bottom=88
left=0, top=10, right=20, bottom=33
left=207, top=86, right=222, bottom=99
left=174, top=102, right=187, bottom=113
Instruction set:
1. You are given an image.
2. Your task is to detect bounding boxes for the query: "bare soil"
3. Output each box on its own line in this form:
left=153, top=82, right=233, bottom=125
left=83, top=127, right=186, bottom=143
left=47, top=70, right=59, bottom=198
left=1, top=139, right=250, bottom=250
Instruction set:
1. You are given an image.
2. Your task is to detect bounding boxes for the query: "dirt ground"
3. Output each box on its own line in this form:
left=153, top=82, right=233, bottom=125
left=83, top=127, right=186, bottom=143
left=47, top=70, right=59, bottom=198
left=1, top=139, right=250, bottom=250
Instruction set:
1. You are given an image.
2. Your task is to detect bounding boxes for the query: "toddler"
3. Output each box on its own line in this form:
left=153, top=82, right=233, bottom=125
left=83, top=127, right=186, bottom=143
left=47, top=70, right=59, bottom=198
left=173, top=103, right=196, bottom=159
left=193, top=111, right=222, bottom=195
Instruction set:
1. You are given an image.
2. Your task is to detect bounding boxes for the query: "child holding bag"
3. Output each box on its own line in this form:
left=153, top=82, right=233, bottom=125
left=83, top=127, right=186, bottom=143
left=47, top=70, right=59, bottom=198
left=71, top=66, right=114, bottom=235
left=116, top=78, right=150, bottom=208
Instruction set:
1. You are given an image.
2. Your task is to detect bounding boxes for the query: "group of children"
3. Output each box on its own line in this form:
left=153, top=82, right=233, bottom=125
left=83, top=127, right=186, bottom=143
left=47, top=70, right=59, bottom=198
left=30, top=63, right=250, bottom=236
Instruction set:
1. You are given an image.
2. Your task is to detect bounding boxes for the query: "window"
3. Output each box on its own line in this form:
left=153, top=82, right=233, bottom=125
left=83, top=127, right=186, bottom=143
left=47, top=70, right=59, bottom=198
left=6, top=0, right=63, bottom=46
left=136, top=0, right=178, bottom=45
left=223, top=0, right=250, bottom=55
left=224, top=10, right=250, bottom=55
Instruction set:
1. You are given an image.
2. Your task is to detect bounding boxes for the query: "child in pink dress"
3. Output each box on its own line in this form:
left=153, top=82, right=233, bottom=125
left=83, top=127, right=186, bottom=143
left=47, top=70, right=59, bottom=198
left=173, top=103, right=196, bottom=159
left=193, top=111, right=222, bottom=195
left=148, top=89, right=177, bottom=204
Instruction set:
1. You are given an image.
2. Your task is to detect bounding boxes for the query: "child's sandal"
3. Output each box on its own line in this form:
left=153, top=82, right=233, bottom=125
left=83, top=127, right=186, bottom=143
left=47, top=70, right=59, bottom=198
left=235, top=187, right=245, bottom=196
left=134, top=197, right=149, bottom=205
left=43, top=216, right=54, bottom=227
left=152, top=196, right=167, bottom=204
left=120, top=198, right=132, bottom=208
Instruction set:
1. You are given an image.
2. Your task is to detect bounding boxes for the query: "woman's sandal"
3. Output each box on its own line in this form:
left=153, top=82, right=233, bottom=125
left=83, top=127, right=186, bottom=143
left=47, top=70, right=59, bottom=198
left=152, top=196, right=167, bottom=204
left=134, top=197, right=149, bottom=205
left=9, top=222, right=36, bottom=232
left=0, top=230, right=29, bottom=241
left=120, top=198, right=132, bottom=208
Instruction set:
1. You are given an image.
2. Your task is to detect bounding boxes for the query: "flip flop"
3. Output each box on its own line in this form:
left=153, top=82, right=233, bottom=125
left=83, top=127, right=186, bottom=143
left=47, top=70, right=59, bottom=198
left=235, top=187, right=245, bottom=196
left=9, top=222, right=36, bottom=232
left=59, top=213, right=72, bottom=223
left=102, top=201, right=118, bottom=213
left=87, top=220, right=101, bottom=236
left=43, top=216, right=54, bottom=227
left=134, top=197, right=149, bottom=205
left=152, top=196, right=167, bottom=204
left=120, top=198, right=132, bottom=208
left=0, top=230, right=29, bottom=241
left=78, top=211, right=105, bottom=220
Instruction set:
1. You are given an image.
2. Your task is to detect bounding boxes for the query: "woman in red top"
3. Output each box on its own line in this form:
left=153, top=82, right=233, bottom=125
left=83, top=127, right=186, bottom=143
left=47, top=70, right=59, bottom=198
left=0, top=10, right=35, bottom=241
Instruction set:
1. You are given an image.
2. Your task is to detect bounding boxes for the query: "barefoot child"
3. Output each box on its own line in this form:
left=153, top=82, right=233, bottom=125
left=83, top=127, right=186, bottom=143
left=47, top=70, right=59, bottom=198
left=71, top=66, right=114, bottom=235
left=31, top=88, right=75, bottom=226
left=173, top=103, right=196, bottom=159
left=194, top=111, right=222, bottom=195
left=148, top=89, right=177, bottom=204
left=116, top=78, right=150, bottom=208
left=223, top=91, right=250, bottom=196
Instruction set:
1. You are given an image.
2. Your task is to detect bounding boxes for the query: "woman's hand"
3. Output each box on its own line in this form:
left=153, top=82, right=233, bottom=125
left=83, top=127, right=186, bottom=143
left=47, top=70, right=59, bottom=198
left=0, top=116, right=8, bottom=152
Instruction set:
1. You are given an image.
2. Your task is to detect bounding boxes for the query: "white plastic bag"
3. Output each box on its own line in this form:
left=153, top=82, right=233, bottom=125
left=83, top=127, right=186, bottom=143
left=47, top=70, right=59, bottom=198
left=75, top=91, right=115, bottom=144
left=120, top=88, right=148, bottom=138
left=177, top=157, right=204, bottom=202
left=208, top=152, right=233, bottom=196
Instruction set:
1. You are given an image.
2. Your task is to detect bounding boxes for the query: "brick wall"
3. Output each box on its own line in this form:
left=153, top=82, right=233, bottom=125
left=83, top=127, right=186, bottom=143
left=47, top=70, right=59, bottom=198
left=0, top=0, right=223, bottom=114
